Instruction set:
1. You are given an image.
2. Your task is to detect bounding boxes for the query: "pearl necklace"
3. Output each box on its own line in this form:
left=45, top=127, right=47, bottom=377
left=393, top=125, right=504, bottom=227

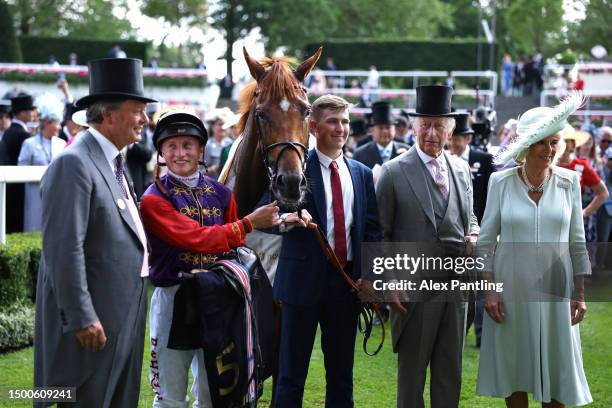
left=519, top=165, right=550, bottom=193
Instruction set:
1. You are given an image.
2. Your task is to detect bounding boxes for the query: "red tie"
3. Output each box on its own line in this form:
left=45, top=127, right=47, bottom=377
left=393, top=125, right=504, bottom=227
left=330, top=161, right=347, bottom=267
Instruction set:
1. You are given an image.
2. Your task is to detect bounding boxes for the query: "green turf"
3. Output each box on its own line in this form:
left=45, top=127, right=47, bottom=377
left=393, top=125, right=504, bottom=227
left=1, top=302, right=610, bottom=407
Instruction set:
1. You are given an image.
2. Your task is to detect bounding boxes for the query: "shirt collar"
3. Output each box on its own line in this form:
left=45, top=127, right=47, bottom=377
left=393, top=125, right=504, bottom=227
left=315, top=147, right=344, bottom=168
left=377, top=141, right=394, bottom=155
left=88, top=126, right=120, bottom=166
left=415, top=142, right=443, bottom=165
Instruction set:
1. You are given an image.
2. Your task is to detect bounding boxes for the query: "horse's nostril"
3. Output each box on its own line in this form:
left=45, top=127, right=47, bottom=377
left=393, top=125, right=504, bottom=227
left=276, top=175, right=285, bottom=188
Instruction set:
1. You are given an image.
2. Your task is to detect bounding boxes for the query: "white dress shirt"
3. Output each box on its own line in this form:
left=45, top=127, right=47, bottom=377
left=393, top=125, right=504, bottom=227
left=315, top=148, right=355, bottom=262
left=89, top=127, right=149, bottom=277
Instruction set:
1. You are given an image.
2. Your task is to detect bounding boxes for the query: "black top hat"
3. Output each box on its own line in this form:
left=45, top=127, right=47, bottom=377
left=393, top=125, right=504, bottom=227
left=64, top=102, right=80, bottom=122
left=371, top=101, right=394, bottom=125
left=153, top=110, right=208, bottom=150
left=76, top=58, right=157, bottom=108
left=409, top=85, right=456, bottom=117
left=10, top=93, right=36, bottom=114
left=350, top=119, right=367, bottom=137
left=452, top=113, right=474, bottom=136
left=0, top=100, right=10, bottom=113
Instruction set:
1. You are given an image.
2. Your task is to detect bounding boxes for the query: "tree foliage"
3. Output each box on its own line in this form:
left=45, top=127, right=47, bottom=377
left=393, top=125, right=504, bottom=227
left=504, top=0, right=563, bottom=55
left=141, top=0, right=208, bottom=27
left=567, top=0, right=612, bottom=57
left=0, top=0, right=22, bottom=62
left=7, top=0, right=135, bottom=40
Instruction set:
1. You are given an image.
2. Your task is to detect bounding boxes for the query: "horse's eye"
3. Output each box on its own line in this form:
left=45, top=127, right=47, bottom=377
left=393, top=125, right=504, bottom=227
left=256, top=110, right=268, bottom=122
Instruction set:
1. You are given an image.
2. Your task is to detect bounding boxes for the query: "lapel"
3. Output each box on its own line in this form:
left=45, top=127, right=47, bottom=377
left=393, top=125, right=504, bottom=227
left=444, top=152, right=469, bottom=231
left=345, top=157, right=362, bottom=234
left=399, top=148, right=436, bottom=228
left=306, top=150, right=327, bottom=233
left=369, top=142, right=383, bottom=165
left=83, top=131, right=140, bottom=241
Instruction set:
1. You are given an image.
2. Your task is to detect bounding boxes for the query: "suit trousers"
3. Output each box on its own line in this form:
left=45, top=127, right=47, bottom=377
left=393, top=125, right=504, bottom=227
left=396, top=300, right=466, bottom=408
left=56, top=279, right=148, bottom=408
left=274, top=284, right=359, bottom=408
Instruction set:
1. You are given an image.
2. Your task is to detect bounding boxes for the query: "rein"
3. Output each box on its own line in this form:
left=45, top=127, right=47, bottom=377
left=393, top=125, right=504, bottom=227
left=309, top=223, right=386, bottom=356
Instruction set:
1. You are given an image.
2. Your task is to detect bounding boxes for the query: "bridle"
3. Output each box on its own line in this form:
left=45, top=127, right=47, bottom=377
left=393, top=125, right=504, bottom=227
left=252, top=86, right=310, bottom=184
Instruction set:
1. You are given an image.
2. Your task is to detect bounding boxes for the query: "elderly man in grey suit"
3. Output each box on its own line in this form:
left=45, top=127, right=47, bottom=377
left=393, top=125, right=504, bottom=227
left=34, top=58, right=156, bottom=407
left=375, top=85, right=479, bottom=408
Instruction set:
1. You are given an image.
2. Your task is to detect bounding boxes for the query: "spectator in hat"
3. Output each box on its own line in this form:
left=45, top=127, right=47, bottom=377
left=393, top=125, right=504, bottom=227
left=204, top=108, right=233, bottom=179
left=18, top=94, right=66, bottom=232
left=0, top=100, right=11, bottom=141
left=125, top=102, right=159, bottom=198
left=0, top=93, right=37, bottom=233
left=34, top=58, right=155, bottom=407
left=59, top=102, right=81, bottom=142
left=352, top=101, right=409, bottom=170
left=395, top=115, right=415, bottom=146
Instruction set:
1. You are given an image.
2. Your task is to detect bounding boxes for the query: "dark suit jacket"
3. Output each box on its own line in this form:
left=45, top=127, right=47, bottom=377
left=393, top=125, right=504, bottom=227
left=274, top=150, right=382, bottom=305
left=126, top=133, right=154, bottom=198
left=468, top=147, right=495, bottom=223
left=2, top=122, right=30, bottom=232
left=352, top=140, right=410, bottom=169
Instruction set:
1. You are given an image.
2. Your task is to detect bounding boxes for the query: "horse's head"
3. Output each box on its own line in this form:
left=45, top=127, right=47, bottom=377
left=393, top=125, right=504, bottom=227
left=240, top=47, right=322, bottom=208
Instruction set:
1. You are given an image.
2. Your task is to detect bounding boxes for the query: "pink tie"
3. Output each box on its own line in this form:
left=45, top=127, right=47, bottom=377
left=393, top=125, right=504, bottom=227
left=430, top=158, right=449, bottom=200
left=330, top=161, right=347, bottom=267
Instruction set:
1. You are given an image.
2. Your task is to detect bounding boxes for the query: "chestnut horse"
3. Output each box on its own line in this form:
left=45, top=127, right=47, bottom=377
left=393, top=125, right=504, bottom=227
left=219, top=47, right=322, bottom=406
left=222, top=47, right=322, bottom=217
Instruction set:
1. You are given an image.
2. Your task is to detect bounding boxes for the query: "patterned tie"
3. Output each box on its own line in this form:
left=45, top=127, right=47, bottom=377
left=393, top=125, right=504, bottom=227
left=114, top=154, right=128, bottom=199
left=330, top=161, right=347, bottom=267
left=430, top=157, right=449, bottom=200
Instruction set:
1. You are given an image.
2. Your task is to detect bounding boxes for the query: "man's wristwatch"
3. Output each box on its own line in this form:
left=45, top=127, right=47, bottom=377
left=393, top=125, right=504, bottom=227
left=279, top=213, right=290, bottom=233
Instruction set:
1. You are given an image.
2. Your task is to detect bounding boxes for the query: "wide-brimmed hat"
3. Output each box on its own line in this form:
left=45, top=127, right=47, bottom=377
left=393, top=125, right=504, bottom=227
left=72, top=110, right=89, bottom=127
left=153, top=109, right=208, bottom=150
left=10, top=93, right=36, bottom=114
left=408, top=85, right=456, bottom=117
left=452, top=112, right=474, bottom=136
left=560, top=124, right=590, bottom=147
left=371, top=101, right=394, bottom=125
left=222, top=112, right=241, bottom=130
left=495, top=92, right=585, bottom=164
left=76, top=58, right=157, bottom=108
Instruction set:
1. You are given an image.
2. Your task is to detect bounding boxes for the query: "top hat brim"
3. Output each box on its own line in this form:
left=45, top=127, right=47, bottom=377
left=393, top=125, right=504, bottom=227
left=408, top=111, right=458, bottom=117
left=76, top=92, right=157, bottom=108
left=453, top=129, right=475, bottom=136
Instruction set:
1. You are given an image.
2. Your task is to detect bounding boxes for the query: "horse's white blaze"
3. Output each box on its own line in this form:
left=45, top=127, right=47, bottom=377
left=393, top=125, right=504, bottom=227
left=279, top=97, right=290, bottom=112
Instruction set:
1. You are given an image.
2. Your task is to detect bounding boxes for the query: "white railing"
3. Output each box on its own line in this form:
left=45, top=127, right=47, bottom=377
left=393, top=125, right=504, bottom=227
left=0, top=63, right=208, bottom=79
left=0, top=166, right=47, bottom=244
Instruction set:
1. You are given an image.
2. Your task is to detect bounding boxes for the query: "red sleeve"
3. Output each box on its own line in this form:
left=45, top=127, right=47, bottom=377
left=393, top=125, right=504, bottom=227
left=224, top=194, right=239, bottom=223
left=140, top=194, right=246, bottom=253
left=581, top=161, right=601, bottom=187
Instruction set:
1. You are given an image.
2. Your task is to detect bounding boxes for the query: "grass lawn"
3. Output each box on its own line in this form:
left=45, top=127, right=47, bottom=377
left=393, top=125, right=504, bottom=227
left=1, top=302, right=610, bottom=407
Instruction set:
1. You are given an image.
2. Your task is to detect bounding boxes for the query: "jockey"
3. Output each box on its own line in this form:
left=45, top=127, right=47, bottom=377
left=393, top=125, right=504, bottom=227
left=139, top=108, right=280, bottom=408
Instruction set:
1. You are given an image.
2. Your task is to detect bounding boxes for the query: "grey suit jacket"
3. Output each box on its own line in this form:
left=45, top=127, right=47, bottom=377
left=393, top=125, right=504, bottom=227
left=375, top=146, right=479, bottom=349
left=34, top=131, right=146, bottom=390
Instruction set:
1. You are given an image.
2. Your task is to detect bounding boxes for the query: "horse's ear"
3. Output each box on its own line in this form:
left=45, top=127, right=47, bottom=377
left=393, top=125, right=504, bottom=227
left=243, top=47, right=266, bottom=82
left=294, top=46, right=323, bottom=83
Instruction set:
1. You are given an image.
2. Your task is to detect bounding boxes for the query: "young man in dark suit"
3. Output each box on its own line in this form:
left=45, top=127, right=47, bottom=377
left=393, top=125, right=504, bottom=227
left=273, top=94, right=382, bottom=407
left=352, top=101, right=409, bottom=169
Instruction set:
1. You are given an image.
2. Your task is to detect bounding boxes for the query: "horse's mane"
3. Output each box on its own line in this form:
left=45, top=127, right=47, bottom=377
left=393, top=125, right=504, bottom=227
left=237, top=56, right=301, bottom=135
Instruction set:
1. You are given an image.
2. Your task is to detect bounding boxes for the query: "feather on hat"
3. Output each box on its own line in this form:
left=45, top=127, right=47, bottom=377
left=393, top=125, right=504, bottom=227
left=36, top=93, right=64, bottom=122
left=495, top=91, right=585, bottom=165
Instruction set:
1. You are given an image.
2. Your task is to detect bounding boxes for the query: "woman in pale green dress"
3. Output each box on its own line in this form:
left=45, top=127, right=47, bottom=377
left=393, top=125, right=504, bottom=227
left=477, top=92, right=593, bottom=407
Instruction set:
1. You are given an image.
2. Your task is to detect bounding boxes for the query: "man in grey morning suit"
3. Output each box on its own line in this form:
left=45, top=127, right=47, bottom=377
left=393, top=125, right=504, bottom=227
left=375, top=86, right=479, bottom=408
left=34, top=58, right=156, bottom=407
